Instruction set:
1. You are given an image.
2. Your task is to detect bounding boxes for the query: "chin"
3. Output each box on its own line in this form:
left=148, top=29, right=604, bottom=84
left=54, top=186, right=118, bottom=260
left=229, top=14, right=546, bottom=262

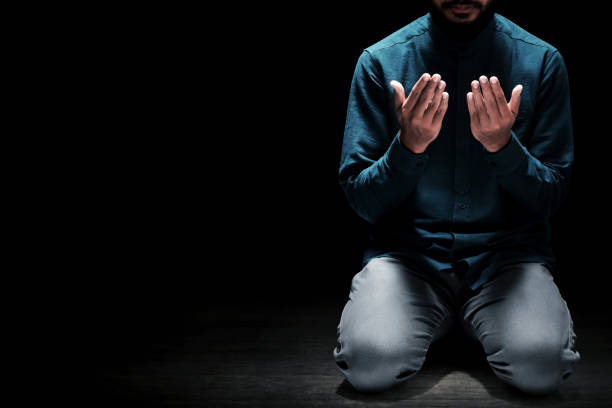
left=445, top=12, right=479, bottom=24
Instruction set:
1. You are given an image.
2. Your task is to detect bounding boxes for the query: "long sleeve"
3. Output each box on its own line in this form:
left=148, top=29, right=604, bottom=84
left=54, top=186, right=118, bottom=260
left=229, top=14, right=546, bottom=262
left=338, top=51, right=430, bottom=224
left=482, top=49, right=574, bottom=219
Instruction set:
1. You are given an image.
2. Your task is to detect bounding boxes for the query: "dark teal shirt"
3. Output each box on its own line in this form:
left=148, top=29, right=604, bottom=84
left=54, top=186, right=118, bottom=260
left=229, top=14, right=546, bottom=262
left=338, top=12, right=574, bottom=290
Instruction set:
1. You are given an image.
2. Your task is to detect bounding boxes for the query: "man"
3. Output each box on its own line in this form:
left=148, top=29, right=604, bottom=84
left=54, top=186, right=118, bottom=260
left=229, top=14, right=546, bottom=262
left=333, top=0, right=581, bottom=395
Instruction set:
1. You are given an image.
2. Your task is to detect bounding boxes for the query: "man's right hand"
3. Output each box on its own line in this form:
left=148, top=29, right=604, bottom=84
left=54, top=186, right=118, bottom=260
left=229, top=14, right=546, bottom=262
left=390, top=73, right=449, bottom=154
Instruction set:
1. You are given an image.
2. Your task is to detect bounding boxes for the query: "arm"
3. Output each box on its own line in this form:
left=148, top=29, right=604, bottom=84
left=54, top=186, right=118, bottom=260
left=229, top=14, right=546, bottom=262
left=482, top=50, right=574, bottom=218
left=338, top=51, right=441, bottom=224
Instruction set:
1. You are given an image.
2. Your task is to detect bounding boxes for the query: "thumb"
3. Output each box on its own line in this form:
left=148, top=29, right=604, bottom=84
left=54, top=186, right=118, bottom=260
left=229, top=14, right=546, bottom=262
left=508, top=84, right=522, bottom=118
left=390, top=80, right=405, bottom=111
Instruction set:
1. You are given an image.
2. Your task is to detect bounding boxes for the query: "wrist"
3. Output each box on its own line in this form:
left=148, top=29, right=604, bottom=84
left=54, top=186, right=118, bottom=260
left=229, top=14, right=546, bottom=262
left=400, top=130, right=426, bottom=154
left=485, top=132, right=512, bottom=153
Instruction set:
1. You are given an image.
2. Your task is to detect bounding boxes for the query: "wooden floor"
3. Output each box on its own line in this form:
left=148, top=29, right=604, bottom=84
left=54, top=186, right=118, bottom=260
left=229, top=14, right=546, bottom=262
left=94, top=301, right=612, bottom=407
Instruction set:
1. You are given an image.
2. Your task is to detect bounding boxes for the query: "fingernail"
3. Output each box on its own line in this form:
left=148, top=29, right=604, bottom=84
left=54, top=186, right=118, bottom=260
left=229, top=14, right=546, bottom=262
left=490, top=77, right=497, bottom=84
left=480, top=76, right=487, bottom=84
left=472, top=81, right=478, bottom=89
left=424, top=73, right=431, bottom=81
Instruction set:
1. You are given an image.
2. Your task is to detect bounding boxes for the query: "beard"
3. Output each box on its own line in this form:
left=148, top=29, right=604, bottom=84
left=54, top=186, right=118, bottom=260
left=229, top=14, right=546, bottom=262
left=427, top=0, right=496, bottom=42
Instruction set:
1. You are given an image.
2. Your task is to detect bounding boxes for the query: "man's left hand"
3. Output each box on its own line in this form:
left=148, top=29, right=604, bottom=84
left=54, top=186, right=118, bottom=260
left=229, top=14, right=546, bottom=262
left=467, top=75, right=522, bottom=153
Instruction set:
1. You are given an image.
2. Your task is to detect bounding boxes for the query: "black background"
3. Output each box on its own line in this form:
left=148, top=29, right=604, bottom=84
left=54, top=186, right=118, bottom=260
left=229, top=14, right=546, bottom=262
left=87, top=1, right=609, bottom=367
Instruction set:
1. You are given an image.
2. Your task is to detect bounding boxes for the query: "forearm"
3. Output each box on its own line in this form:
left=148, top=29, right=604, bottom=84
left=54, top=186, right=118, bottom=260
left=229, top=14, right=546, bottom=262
left=483, top=131, right=571, bottom=218
left=339, top=131, right=430, bottom=224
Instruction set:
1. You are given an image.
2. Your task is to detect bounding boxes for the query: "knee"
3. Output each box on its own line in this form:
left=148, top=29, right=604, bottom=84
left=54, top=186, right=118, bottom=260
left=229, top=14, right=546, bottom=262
left=333, top=334, right=427, bottom=393
left=491, top=336, right=569, bottom=395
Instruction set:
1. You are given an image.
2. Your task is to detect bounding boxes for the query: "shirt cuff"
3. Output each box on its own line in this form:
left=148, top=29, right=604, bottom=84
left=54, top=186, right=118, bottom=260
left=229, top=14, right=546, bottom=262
left=482, top=130, right=529, bottom=176
left=384, top=131, right=430, bottom=175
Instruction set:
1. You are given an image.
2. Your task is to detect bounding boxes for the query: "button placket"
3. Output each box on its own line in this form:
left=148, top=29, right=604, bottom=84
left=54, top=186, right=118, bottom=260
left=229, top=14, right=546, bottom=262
left=452, top=57, right=472, bottom=221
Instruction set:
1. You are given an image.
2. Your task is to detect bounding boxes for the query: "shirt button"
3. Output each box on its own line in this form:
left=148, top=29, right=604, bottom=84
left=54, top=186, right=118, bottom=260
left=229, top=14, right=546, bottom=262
left=416, top=161, right=424, bottom=167
left=459, top=203, right=467, bottom=209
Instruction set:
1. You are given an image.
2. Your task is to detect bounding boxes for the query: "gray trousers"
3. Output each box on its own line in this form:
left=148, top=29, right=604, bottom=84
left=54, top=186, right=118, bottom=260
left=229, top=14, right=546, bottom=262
left=333, top=256, right=581, bottom=395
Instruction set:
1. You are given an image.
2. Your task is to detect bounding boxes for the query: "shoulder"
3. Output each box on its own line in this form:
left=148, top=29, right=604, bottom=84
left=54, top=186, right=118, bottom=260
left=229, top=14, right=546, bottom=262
left=493, top=13, right=559, bottom=55
left=363, top=14, right=430, bottom=57
left=493, top=13, right=568, bottom=77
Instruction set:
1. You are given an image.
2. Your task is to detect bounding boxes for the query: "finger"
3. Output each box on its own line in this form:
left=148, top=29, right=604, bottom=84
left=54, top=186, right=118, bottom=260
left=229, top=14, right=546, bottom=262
left=508, top=84, right=523, bottom=118
left=479, top=75, right=501, bottom=119
left=470, top=80, right=487, bottom=124
left=424, top=80, right=446, bottom=122
left=467, top=91, right=479, bottom=127
left=489, top=76, right=510, bottom=117
left=404, top=73, right=431, bottom=112
left=432, top=92, right=449, bottom=127
left=415, top=73, right=442, bottom=117
left=389, top=80, right=406, bottom=113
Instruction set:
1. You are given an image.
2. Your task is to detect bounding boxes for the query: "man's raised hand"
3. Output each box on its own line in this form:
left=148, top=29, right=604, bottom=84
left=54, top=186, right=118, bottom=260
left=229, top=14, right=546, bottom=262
left=467, top=75, right=522, bottom=153
left=390, top=73, right=449, bottom=154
